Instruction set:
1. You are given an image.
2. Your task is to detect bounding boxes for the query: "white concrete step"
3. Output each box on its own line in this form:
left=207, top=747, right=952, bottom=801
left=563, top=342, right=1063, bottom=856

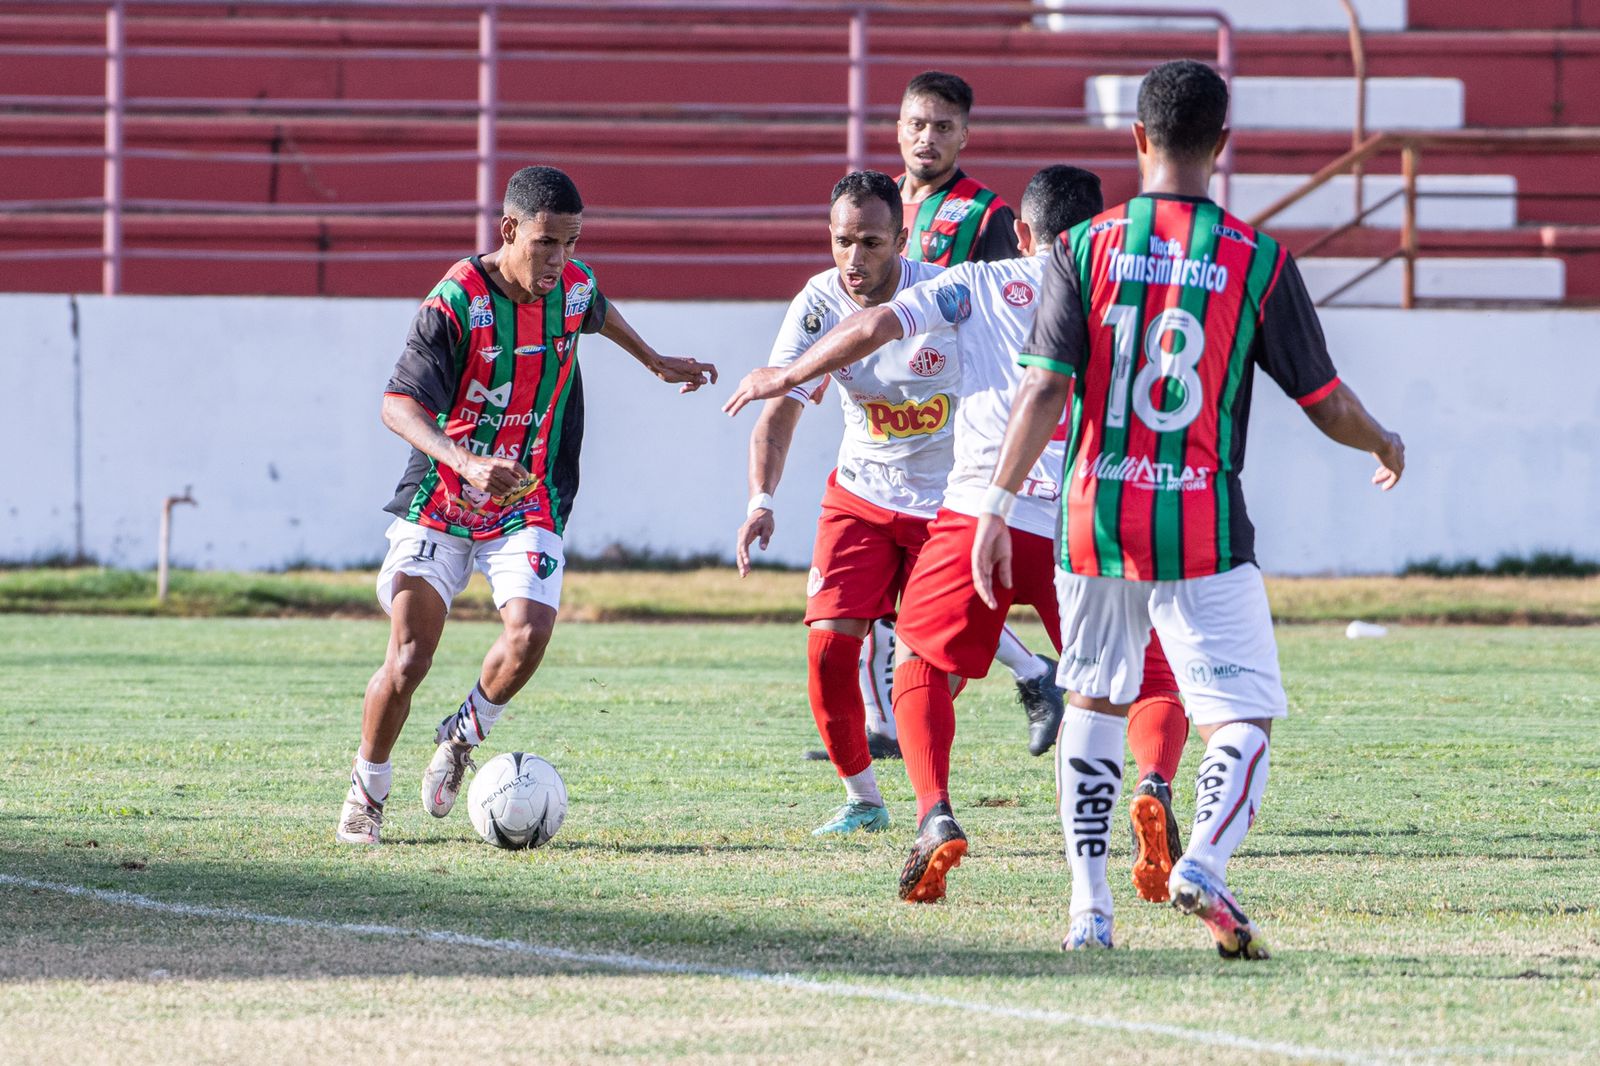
left=1087, top=75, right=1464, bottom=131
left=1300, top=257, right=1564, bottom=305
left=1219, top=174, right=1518, bottom=230
left=1036, top=0, right=1406, bottom=32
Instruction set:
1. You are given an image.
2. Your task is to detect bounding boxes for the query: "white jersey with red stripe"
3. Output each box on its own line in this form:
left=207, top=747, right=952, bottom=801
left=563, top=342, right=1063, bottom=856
left=886, top=252, right=1067, bottom=539
left=768, top=257, right=958, bottom=518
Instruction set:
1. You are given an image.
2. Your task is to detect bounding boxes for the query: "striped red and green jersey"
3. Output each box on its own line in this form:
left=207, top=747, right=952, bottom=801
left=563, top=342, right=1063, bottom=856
left=383, top=256, right=608, bottom=541
left=1018, top=193, right=1340, bottom=580
left=897, top=169, right=1020, bottom=266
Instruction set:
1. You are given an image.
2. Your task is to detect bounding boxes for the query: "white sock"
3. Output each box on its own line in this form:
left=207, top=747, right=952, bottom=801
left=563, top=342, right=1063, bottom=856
left=351, top=756, right=391, bottom=806
left=1056, top=707, right=1127, bottom=918
left=996, top=626, right=1047, bottom=681
left=445, top=684, right=508, bottom=746
left=858, top=618, right=898, bottom=739
left=1185, top=723, right=1271, bottom=879
left=843, top=766, right=883, bottom=808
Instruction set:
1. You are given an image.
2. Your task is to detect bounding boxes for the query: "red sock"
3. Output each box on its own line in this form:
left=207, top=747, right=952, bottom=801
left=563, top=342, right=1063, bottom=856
left=892, top=658, right=956, bottom=821
left=1127, top=693, right=1188, bottom=783
left=807, top=628, right=871, bottom=778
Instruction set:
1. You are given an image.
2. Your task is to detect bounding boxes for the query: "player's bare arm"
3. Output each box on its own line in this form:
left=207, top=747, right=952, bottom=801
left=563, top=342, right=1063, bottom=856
left=380, top=392, right=528, bottom=497
left=599, top=306, right=718, bottom=393
left=1301, top=382, right=1406, bottom=490
left=722, top=307, right=903, bottom=416
left=734, top=397, right=802, bottom=577
left=972, top=365, right=1072, bottom=609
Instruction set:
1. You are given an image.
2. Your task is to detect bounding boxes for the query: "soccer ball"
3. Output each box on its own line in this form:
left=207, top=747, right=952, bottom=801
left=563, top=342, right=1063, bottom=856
left=466, top=752, right=567, bottom=850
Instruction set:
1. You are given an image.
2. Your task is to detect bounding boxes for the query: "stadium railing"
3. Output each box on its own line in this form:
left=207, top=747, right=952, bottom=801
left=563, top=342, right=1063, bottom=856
left=0, top=0, right=1235, bottom=295
left=1247, top=129, right=1600, bottom=308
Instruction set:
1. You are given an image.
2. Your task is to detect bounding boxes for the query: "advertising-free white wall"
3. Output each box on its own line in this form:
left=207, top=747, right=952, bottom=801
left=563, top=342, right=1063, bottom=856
left=1, top=295, right=1595, bottom=575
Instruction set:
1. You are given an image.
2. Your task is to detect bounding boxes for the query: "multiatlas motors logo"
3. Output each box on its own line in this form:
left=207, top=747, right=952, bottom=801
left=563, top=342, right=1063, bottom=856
left=1079, top=452, right=1211, bottom=492
left=564, top=280, right=594, bottom=318
left=1002, top=280, right=1035, bottom=307
left=468, top=295, right=494, bottom=328
left=908, top=346, right=947, bottom=377
left=466, top=379, right=511, bottom=407
left=863, top=394, right=950, bottom=441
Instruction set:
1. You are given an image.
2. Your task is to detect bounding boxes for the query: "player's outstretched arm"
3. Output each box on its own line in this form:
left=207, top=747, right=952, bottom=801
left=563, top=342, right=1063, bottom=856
left=735, top=397, right=803, bottom=577
left=1301, top=382, right=1406, bottom=491
left=599, top=305, right=718, bottom=393
left=722, top=307, right=902, bottom=417
left=381, top=393, right=529, bottom=497
left=972, top=366, right=1072, bottom=609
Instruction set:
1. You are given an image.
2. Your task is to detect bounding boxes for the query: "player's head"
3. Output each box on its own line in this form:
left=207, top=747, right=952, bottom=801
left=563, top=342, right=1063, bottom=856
left=497, top=165, right=584, bottom=296
left=1134, top=60, right=1230, bottom=172
left=898, top=71, right=972, bottom=185
left=1018, top=165, right=1104, bottom=252
left=828, top=170, right=907, bottom=303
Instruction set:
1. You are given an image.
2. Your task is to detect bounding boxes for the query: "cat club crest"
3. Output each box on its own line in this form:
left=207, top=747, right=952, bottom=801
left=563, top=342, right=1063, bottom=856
left=1002, top=280, right=1035, bottom=307
left=920, top=232, right=953, bottom=260
left=908, top=346, right=947, bottom=377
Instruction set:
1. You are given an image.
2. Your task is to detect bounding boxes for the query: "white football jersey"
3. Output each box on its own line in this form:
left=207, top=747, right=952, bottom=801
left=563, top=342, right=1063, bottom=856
left=886, top=252, right=1067, bottom=539
left=769, top=257, right=958, bottom=517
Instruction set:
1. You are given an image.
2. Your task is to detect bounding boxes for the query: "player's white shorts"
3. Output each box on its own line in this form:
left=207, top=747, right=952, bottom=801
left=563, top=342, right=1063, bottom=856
left=375, top=518, right=564, bottom=615
left=1053, top=564, right=1286, bottom=726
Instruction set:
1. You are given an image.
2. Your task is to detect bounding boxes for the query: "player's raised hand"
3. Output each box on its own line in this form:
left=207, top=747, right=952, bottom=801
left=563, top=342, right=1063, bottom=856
left=735, top=508, right=775, bottom=577
left=460, top=455, right=530, bottom=498
left=1372, top=431, right=1405, bottom=491
left=722, top=368, right=791, bottom=417
left=971, top=513, right=1013, bottom=610
left=651, top=355, right=718, bottom=393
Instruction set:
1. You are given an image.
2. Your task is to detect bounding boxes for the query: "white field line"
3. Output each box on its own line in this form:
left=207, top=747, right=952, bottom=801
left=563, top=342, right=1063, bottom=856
left=0, top=872, right=1444, bottom=1063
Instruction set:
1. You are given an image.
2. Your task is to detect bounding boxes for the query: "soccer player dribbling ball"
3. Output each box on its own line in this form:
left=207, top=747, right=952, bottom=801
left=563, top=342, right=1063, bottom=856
left=728, top=171, right=953, bottom=838
left=974, top=61, right=1405, bottom=954
left=725, top=165, right=1191, bottom=905
left=336, top=166, right=717, bottom=845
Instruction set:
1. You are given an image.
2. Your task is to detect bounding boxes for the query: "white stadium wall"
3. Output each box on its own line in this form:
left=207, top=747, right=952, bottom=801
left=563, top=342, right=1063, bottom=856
left=1, top=294, right=1595, bottom=575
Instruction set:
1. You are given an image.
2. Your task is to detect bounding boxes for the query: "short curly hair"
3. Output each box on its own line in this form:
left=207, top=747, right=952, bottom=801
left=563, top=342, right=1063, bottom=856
left=1136, top=60, right=1229, bottom=160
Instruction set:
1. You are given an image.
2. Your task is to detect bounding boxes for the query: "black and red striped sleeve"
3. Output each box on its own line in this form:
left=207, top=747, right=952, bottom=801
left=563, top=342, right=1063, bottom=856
left=1254, top=251, right=1340, bottom=407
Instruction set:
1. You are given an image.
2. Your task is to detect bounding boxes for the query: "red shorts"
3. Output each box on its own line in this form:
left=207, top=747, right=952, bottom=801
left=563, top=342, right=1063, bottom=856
left=803, top=471, right=932, bottom=625
left=895, top=508, right=1062, bottom=679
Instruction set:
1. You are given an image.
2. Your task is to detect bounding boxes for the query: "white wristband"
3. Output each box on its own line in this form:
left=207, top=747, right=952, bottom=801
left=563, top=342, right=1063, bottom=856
left=747, top=493, right=775, bottom=516
left=979, top=484, right=1016, bottom=522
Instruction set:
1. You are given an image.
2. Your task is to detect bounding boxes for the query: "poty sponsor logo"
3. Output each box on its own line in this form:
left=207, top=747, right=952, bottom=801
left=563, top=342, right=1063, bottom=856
left=1079, top=453, right=1212, bottom=492
left=863, top=394, right=950, bottom=441
left=564, top=280, right=594, bottom=318
left=465, top=380, right=512, bottom=407
left=934, top=197, right=971, bottom=223
left=514, top=344, right=545, bottom=357
left=934, top=283, right=972, bottom=324
left=468, top=295, right=494, bottom=329
left=1002, top=280, right=1035, bottom=307
left=477, top=345, right=503, bottom=362
left=908, top=346, right=947, bottom=378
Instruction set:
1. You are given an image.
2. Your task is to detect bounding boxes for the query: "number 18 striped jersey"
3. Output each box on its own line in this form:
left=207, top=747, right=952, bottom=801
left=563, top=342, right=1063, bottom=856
left=1018, top=193, right=1340, bottom=580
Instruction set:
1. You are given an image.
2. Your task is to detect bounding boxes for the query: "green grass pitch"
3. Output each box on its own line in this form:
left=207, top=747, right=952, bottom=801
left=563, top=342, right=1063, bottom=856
left=1, top=615, right=1597, bottom=1064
